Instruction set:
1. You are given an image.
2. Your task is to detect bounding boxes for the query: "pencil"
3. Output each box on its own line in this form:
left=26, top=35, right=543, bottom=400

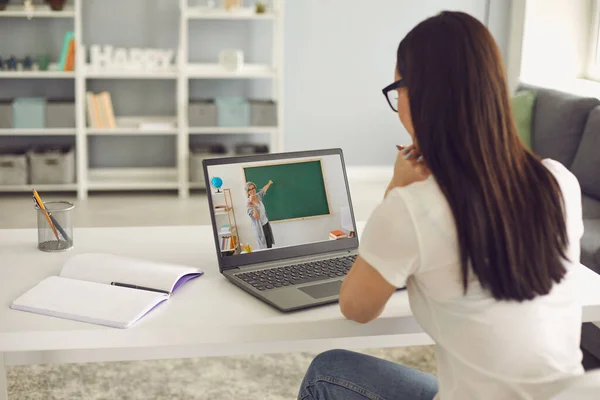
left=33, top=189, right=61, bottom=241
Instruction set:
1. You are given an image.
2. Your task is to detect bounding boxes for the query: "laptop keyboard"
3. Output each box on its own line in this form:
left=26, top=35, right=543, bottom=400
left=235, top=255, right=357, bottom=291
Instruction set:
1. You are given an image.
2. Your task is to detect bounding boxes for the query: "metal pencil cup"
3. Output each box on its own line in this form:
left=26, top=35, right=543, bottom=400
left=36, top=201, right=74, bottom=252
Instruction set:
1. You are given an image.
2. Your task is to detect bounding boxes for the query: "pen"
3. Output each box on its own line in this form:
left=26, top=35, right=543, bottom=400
left=32, top=189, right=61, bottom=241
left=32, top=190, right=72, bottom=243
left=110, top=282, right=170, bottom=295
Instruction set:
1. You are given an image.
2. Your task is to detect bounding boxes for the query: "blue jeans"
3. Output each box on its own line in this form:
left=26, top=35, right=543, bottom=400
left=298, top=349, right=438, bottom=400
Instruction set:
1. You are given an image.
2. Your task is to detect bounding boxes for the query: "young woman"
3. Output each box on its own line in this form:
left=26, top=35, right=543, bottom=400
left=246, top=180, right=275, bottom=249
left=298, top=11, right=584, bottom=400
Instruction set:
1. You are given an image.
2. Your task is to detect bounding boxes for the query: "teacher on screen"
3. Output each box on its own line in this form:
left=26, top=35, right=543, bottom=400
left=246, top=180, right=275, bottom=250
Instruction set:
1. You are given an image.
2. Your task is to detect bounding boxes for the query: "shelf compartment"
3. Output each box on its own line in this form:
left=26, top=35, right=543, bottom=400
left=87, top=167, right=179, bottom=191
left=187, top=63, right=276, bottom=79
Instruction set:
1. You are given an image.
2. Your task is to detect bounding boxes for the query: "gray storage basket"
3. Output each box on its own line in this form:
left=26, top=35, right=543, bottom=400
left=0, top=102, right=12, bottom=129
left=28, top=148, right=75, bottom=184
left=250, top=100, right=277, bottom=126
left=0, top=154, right=28, bottom=185
left=46, top=101, right=76, bottom=128
left=189, top=101, right=217, bottom=127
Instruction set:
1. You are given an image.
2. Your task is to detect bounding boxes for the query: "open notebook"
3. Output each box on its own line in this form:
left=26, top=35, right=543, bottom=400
left=10, top=253, right=203, bottom=329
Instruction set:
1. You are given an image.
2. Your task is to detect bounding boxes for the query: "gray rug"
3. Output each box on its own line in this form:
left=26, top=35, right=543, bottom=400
left=8, top=346, right=436, bottom=399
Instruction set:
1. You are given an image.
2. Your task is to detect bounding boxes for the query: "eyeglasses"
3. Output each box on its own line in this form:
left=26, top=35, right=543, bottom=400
left=248, top=187, right=256, bottom=192
left=382, top=79, right=406, bottom=112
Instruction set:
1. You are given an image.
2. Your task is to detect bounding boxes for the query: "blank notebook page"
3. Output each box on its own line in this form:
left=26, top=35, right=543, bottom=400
left=10, top=276, right=168, bottom=329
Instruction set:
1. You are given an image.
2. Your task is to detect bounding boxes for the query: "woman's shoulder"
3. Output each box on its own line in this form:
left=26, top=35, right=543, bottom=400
left=541, top=158, right=581, bottom=192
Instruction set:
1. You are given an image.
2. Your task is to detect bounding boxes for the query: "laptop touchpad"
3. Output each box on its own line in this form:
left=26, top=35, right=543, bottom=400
left=298, top=280, right=343, bottom=299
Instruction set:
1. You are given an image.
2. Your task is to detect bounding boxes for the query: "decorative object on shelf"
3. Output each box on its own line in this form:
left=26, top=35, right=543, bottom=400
left=37, top=55, right=50, bottom=71
left=6, top=56, right=17, bottom=71
left=22, top=56, right=33, bottom=70
left=45, top=0, right=67, bottom=11
left=89, top=46, right=175, bottom=71
left=23, top=0, right=33, bottom=13
left=240, top=244, right=252, bottom=253
left=255, top=1, right=267, bottom=13
left=218, top=49, right=244, bottom=71
left=0, top=0, right=9, bottom=12
left=206, top=0, right=216, bottom=8
left=210, top=176, right=224, bottom=193
left=224, top=0, right=241, bottom=10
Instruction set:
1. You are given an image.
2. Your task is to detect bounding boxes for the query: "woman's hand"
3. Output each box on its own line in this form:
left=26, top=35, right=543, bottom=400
left=268, top=180, right=273, bottom=185
left=385, top=145, right=430, bottom=197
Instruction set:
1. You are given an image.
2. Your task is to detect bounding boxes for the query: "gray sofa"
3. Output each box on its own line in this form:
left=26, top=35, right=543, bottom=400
left=520, top=85, right=600, bottom=275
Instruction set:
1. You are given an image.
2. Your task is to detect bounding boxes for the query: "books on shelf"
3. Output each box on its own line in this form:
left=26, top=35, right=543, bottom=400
left=58, top=31, right=76, bottom=71
left=10, top=253, right=203, bottom=329
left=329, top=229, right=348, bottom=240
left=220, top=235, right=237, bottom=252
left=86, top=91, right=116, bottom=129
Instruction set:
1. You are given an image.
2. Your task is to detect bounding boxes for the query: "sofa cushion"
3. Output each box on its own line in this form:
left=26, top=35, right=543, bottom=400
left=529, top=88, right=599, bottom=167
left=571, top=106, right=600, bottom=200
left=583, top=195, right=600, bottom=219
left=582, top=219, right=600, bottom=274
left=511, top=90, right=536, bottom=148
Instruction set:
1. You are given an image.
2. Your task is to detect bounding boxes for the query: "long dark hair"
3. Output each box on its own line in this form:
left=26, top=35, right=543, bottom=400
left=398, top=11, right=569, bottom=301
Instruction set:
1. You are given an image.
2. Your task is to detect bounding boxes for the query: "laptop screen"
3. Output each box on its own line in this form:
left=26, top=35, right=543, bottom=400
left=204, top=149, right=358, bottom=271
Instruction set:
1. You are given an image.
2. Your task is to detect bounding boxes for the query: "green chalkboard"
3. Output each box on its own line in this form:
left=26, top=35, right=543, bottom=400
left=243, top=160, right=330, bottom=222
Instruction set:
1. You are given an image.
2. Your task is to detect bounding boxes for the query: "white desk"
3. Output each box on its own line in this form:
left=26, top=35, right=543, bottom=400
left=2, top=225, right=600, bottom=400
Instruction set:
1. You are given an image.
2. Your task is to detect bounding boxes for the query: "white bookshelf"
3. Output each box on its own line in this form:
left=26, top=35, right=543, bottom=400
left=185, top=7, right=276, bottom=20
left=0, top=128, right=76, bottom=136
left=0, top=4, right=75, bottom=18
left=188, top=126, right=278, bottom=134
left=0, top=71, right=75, bottom=79
left=0, top=0, right=284, bottom=199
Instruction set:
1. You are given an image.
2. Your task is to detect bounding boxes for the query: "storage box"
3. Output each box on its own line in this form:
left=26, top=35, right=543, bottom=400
left=28, top=148, right=75, bottom=184
left=46, top=101, right=76, bottom=128
left=0, top=102, right=12, bottom=128
left=216, top=97, right=250, bottom=127
left=189, top=100, right=217, bottom=127
left=13, top=98, right=46, bottom=129
left=189, top=145, right=229, bottom=184
left=234, top=144, right=269, bottom=155
left=250, top=100, right=277, bottom=126
left=0, top=154, right=28, bottom=185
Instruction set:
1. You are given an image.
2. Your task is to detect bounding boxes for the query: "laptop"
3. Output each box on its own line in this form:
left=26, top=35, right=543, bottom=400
left=203, top=148, right=359, bottom=312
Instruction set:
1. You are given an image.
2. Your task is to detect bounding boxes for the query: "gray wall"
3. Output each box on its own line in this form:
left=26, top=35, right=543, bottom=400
left=0, top=0, right=512, bottom=167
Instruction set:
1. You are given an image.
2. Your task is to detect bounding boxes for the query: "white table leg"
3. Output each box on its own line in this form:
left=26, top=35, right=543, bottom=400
left=0, top=353, right=7, bottom=400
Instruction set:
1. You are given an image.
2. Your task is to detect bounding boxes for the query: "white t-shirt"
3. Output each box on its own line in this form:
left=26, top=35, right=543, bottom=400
left=359, top=159, right=585, bottom=400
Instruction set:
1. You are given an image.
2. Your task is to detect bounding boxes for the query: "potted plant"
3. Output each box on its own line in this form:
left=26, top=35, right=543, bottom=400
left=0, top=0, right=10, bottom=12
left=255, top=1, right=267, bottom=14
left=45, top=0, right=67, bottom=11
